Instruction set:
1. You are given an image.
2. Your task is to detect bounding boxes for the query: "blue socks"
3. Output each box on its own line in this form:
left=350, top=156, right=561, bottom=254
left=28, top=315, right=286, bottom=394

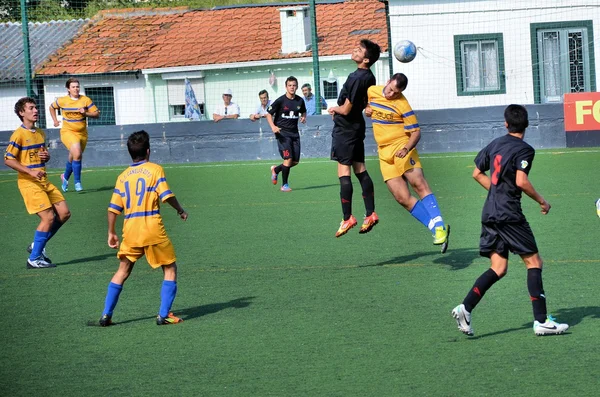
left=64, top=161, right=73, bottom=181
left=29, top=231, right=50, bottom=260
left=410, top=200, right=432, bottom=230
left=159, top=280, right=178, bottom=318
left=103, top=282, right=123, bottom=317
left=421, top=193, right=445, bottom=230
left=72, top=160, right=82, bottom=184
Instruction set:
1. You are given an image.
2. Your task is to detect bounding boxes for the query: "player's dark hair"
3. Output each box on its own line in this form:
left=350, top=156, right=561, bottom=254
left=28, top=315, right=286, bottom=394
left=65, top=78, right=79, bottom=89
left=285, top=76, right=298, bottom=86
left=14, top=97, right=36, bottom=121
left=301, top=83, right=311, bottom=90
left=504, top=104, right=529, bottom=133
left=127, top=130, right=150, bottom=162
left=361, top=39, right=381, bottom=67
left=258, top=89, right=268, bottom=97
left=390, top=73, right=408, bottom=91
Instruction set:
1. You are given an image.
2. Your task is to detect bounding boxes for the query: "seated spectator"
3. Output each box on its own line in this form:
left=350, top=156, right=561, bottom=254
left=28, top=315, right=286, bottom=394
left=301, top=83, right=328, bottom=115
left=213, top=88, right=240, bottom=122
left=250, top=90, right=271, bottom=121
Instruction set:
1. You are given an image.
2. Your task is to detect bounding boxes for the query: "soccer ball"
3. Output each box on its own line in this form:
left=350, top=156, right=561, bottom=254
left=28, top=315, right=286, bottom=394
left=394, top=40, right=417, bottom=63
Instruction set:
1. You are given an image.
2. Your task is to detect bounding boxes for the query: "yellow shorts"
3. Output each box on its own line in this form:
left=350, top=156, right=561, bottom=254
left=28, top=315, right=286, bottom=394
left=378, top=146, right=422, bottom=182
left=18, top=180, right=65, bottom=214
left=60, top=131, right=88, bottom=152
left=117, top=239, right=176, bottom=269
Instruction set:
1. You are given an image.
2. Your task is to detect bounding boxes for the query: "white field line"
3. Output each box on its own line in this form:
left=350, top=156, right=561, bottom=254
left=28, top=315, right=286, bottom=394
left=1, top=149, right=599, bottom=179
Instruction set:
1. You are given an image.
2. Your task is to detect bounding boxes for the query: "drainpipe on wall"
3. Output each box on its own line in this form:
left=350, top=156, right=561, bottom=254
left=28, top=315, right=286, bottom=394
left=378, top=0, right=394, bottom=77
left=309, top=0, right=322, bottom=110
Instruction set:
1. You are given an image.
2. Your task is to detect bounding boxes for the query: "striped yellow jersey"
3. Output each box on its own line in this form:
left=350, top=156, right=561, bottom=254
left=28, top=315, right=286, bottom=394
left=4, top=125, right=47, bottom=183
left=367, top=85, right=420, bottom=147
left=108, top=161, right=175, bottom=247
left=51, top=95, right=98, bottom=135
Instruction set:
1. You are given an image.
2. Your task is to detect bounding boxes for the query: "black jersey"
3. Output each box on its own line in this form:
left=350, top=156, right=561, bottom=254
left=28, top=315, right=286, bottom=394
left=332, top=68, right=376, bottom=138
left=267, top=94, right=306, bottom=137
left=474, top=134, right=536, bottom=223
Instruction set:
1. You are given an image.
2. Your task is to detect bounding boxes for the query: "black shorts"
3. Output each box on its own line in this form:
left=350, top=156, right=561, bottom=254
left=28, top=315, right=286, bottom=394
left=330, top=136, right=365, bottom=165
left=276, top=134, right=301, bottom=162
left=479, top=221, right=538, bottom=259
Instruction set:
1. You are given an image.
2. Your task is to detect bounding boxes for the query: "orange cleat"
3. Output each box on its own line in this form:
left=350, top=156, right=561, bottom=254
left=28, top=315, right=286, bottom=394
left=359, top=212, right=379, bottom=234
left=156, top=312, right=183, bottom=325
left=270, top=165, right=278, bottom=185
left=335, top=215, right=358, bottom=237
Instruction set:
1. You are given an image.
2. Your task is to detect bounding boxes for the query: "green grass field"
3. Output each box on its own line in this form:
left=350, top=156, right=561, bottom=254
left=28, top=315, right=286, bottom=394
left=1, top=149, right=599, bottom=396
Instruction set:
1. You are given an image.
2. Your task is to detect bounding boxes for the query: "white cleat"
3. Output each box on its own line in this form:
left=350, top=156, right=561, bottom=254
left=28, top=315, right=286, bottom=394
left=595, top=198, right=600, bottom=218
left=533, top=316, right=569, bottom=336
left=27, top=257, right=56, bottom=269
left=452, top=304, right=474, bottom=336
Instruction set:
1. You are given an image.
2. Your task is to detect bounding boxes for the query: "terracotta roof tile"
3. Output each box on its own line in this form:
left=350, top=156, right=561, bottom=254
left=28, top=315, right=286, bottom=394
left=37, top=1, right=387, bottom=75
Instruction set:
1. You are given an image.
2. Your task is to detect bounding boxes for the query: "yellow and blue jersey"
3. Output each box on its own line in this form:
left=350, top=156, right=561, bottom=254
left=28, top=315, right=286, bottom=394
left=51, top=95, right=98, bottom=135
left=108, top=161, right=175, bottom=247
left=367, top=85, right=420, bottom=147
left=4, top=125, right=47, bottom=183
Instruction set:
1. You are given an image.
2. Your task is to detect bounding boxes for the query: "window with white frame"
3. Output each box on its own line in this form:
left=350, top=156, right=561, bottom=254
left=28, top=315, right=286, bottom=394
left=454, top=33, right=505, bottom=96
left=167, top=79, right=205, bottom=120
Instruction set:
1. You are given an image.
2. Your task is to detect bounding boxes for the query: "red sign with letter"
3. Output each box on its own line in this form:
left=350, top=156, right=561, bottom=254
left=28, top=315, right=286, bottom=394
left=564, top=92, right=600, bottom=132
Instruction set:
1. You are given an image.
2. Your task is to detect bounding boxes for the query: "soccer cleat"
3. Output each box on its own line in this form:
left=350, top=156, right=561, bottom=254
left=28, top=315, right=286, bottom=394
left=270, top=165, right=278, bottom=185
left=99, top=314, right=113, bottom=327
left=280, top=184, right=292, bottom=192
left=433, top=225, right=448, bottom=245
left=74, top=182, right=83, bottom=192
left=595, top=198, right=600, bottom=218
left=60, top=173, right=68, bottom=192
left=26, top=257, right=56, bottom=269
left=335, top=215, right=358, bottom=238
left=533, top=315, right=569, bottom=336
left=452, top=304, right=474, bottom=336
left=27, top=243, right=52, bottom=263
left=157, top=312, right=183, bottom=325
left=359, top=212, right=379, bottom=234
left=439, top=225, right=451, bottom=254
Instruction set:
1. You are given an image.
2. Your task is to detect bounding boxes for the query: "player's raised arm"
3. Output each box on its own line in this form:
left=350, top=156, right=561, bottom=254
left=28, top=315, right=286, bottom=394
left=329, top=98, right=353, bottom=116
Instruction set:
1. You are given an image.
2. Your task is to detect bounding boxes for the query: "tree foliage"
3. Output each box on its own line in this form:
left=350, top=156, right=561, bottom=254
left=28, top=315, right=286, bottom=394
left=1, top=0, right=284, bottom=23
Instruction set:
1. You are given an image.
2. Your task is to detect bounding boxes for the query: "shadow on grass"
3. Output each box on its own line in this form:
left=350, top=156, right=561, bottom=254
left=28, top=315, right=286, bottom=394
left=74, top=185, right=114, bottom=194
left=552, top=306, right=600, bottom=327
left=363, top=247, right=480, bottom=271
left=60, top=253, right=116, bottom=266
left=293, top=184, right=338, bottom=191
left=89, top=296, right=256, bottom=326
left=432, top=248, right=481, bottom=270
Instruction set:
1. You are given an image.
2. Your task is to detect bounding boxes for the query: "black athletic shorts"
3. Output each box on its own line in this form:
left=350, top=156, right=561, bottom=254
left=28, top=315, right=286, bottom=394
left=479, top=221, right=538, bottom=258
left=276, top=134, right=301, bottom=162
left=331, top=136, right=365, bottom=165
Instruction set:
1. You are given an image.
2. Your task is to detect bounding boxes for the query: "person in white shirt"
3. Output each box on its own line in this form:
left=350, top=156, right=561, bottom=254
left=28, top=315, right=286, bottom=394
left=250, top=90, right=271, bottom=121
left=213, top=88, right=240, bottom=122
